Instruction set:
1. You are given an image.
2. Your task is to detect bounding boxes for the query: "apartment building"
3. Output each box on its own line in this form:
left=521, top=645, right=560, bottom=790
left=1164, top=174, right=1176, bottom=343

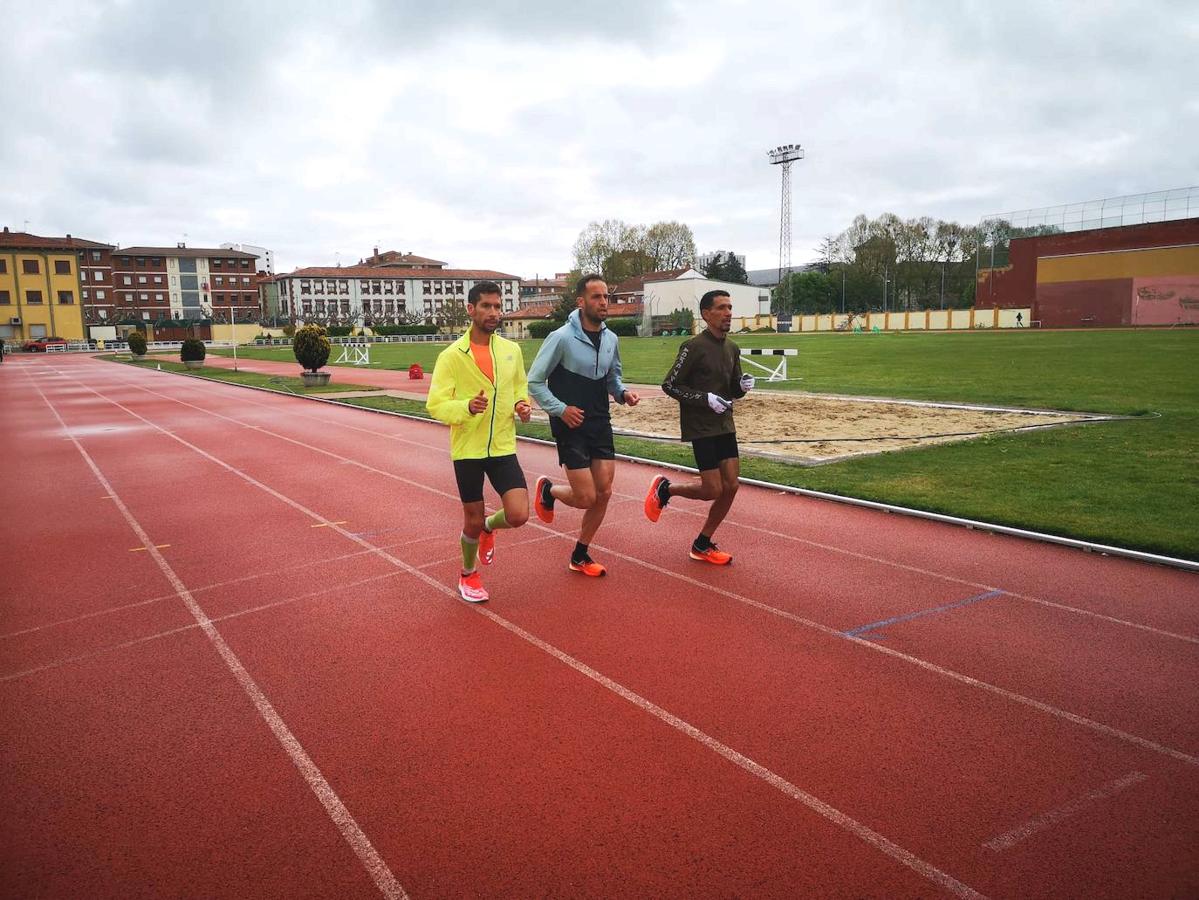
left=0, top=228, right=89, bottom=343
left=110, top=244, right=260, bottom=325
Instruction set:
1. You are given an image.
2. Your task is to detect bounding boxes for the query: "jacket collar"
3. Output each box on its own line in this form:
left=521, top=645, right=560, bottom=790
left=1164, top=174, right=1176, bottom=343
left=454, top=328, right=494, bottom=354
left=567, top=308, right=607, bottom=340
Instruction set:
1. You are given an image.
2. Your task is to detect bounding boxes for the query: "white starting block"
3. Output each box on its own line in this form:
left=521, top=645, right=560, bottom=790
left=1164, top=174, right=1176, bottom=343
left=333, top=343, right=371, bottom=366
left=740, top=347, right=798, bottom=382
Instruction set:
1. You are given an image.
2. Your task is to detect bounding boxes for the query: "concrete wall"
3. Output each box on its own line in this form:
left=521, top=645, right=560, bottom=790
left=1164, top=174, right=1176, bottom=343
left=643, top=277, right=771, bottom=332
left=786, top=307, right=1031, bottom=332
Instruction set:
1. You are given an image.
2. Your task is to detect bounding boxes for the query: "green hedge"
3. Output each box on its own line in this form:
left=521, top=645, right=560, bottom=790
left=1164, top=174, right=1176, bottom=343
left=528, top=320, right=557, bottom=338
left=606, top=317, right=640, bottom=336
left=327, top=325, right=354, bottom=337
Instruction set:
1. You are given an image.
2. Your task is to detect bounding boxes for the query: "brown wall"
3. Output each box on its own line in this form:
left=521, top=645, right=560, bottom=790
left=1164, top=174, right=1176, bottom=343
left=1035, top=279, right=1132, bottom=327
left=977, top=217, right=1199, bottom=316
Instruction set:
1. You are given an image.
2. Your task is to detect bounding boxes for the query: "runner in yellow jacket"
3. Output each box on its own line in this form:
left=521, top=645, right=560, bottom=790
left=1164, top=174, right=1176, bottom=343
left=426, top=283, right=533, bottom=602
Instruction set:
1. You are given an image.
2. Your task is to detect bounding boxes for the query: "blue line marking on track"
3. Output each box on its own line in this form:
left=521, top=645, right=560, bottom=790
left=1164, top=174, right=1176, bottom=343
left=842, top=590, right=1005, bottom=638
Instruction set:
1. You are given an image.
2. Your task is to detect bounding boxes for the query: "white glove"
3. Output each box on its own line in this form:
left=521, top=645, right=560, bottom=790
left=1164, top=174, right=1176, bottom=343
left=739, top=374, right=755, bottom=393
left=707, top=393, right=733, bottom=414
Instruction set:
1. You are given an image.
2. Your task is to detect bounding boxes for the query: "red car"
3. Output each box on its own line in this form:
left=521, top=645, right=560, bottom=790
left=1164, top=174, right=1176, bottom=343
left=22, top=336, right=69, bottom=352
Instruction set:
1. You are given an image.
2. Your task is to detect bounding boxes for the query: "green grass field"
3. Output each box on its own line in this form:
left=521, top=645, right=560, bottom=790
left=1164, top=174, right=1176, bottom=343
left=207, top=330, right=1198, bottom=559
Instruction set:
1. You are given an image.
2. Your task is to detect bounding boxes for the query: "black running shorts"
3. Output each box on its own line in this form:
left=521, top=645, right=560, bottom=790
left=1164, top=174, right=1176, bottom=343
left=555, top=419, right=616, bottom=470
left=691, top=432, right=739, bottom=471
left=453, top=454, right=527, bottom=504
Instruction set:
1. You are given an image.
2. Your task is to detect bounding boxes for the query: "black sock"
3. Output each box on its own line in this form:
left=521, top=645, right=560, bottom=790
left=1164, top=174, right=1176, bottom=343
left=572, top=541, right=590, bottom=563
left=541, top=478, right=555, bottom=508
left=656, top=478, right=671, bottom=507
left=693, top=533, right=713, bottom=551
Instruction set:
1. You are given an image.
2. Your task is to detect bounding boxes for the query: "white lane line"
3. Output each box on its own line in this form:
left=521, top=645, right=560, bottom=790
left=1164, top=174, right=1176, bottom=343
left=29, top=376, right=408, bottom=900
left=111, top=377, right=1199, bottom=770
left=189, top=379, right=1197, bottom=646
left=0, top=569, right=409, bottom=684
left=0, top=535, right=441, bottom=641
left=68, top=362, right=987, bottom=899
left=983, top=771, right=1148, bottom=852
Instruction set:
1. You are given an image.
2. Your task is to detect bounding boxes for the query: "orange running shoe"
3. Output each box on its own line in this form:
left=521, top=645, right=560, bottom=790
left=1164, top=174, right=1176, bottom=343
left=644, top=474, right=669, bottom=522
left=569, top=557, right=607, bottom=577
left=534, top=476, right=554, bottom=524
left=457, top=571, right=489, bottom=603
left=689, top=543, right=732, bottom=565
left=479, top=528, right=495, bottom=566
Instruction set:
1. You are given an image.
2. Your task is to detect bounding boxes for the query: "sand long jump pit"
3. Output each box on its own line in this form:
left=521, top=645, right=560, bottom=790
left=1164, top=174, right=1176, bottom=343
left=597, top=391, right=1119, bottom=465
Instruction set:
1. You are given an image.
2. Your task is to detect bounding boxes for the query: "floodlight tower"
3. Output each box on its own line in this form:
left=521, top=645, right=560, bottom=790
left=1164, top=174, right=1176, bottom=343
left=768, top=143, right=804, bottom=311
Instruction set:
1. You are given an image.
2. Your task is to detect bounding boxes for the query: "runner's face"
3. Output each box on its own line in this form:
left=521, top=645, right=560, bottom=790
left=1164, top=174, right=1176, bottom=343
left=469, top=293, right=502, bottom=333
left=703, top=297, right=733, bottom=335
left=577, top=280, right=609, bottom=326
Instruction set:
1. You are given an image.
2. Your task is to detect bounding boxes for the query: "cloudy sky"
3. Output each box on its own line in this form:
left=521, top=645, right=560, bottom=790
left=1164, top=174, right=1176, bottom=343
left=2, top=0, right=1195, bottom=275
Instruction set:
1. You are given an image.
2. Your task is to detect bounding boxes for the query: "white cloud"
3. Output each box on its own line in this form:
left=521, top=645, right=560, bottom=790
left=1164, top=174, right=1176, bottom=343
left=0, top=0, right=1194, bottom=276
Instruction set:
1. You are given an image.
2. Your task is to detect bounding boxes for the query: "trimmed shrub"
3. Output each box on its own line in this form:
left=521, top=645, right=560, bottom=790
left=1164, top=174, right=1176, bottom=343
left=606, top=317, right=640, bottom=337
left=527, top=320, right=557, bottom=339
left=126, top=330, right=147, bottom=355
left=327, top=325, right=353, bottom=337
left=293, top=324, right=330, bottom=372
left=180, top=338, right=206, bottom=362
left=281, top=324, right=296, bottom=337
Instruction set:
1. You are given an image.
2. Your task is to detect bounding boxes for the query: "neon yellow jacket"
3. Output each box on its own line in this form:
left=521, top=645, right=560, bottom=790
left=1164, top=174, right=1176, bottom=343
left=426, top=331, right=529, bottom=460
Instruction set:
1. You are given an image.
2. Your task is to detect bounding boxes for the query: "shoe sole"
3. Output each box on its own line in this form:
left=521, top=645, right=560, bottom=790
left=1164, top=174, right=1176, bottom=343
left=534, top=477, right=554, bottom=524
left=568, top=563, right=607, bottom=577
left=688, top=551, right=732, bottom=565
left=644, top=475, right=666, bottom=523
left=458, top=588, right=489, bottom=603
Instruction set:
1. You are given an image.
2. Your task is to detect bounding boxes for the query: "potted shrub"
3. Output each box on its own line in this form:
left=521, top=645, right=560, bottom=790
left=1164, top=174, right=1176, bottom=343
left=127, top=330, right=148, bottom=359
left=180, top=338, right=206, bottom=370
left=293, top=324, right=331, bottom=386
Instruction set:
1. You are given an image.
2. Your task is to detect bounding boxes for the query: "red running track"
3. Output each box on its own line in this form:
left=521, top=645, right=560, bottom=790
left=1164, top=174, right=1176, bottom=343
left=3, top=353, right=1197, bottom=899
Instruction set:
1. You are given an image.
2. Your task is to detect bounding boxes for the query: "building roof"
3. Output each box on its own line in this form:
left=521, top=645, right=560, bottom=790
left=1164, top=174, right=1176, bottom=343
left=115, top=246, right=259, bottom=259
left=505, top=302, right=558, bottom=320
left=0, top=228, right=114, bottom=251
left=610, top=267, right=692, bottom=296
left=362, top=250, right=448, bottom=267
left=284, top=266, right=520, bottom=280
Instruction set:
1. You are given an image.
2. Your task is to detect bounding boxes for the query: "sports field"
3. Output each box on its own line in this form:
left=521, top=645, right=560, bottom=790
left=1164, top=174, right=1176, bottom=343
left=213, top=329, right=1199, bottom=560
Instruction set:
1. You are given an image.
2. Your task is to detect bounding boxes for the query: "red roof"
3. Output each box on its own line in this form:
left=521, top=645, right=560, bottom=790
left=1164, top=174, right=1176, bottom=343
left=285, top=266, right=520, bottom=280
left=0, top=229, right=113, bottom=251
left=363, top=251, right=447, bottom=267
left=610, top=267, right=690, bottom=296
left=505, top=303, right=557, bottom=319
left=116, top=246, right=258, bottom=259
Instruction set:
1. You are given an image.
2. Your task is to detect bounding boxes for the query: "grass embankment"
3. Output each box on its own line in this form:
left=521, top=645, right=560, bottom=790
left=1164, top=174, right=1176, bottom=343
left=120, top=356, right=383, bottom=395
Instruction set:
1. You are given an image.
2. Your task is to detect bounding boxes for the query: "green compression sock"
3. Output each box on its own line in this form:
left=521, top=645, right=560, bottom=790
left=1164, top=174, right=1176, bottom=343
left=484, top=509, right=510, bottom=532
left=461, top=533, right=479, bottom=573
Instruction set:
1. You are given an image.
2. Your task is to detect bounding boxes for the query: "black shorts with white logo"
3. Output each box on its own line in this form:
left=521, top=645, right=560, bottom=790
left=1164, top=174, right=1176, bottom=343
left=691, top=432, right=739, bottom=471
left=554, top=419, right=616, bottom=470
left=453, top=454, right=527, bottom=504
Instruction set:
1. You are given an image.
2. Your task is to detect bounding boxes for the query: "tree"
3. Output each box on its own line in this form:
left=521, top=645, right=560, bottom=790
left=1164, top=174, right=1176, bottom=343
left=602, top=248, right=655, bottom=285
left=702, top=251, right=748, bottom=284
left=572, top=220, right=641, bottom=274
left=643, top=221, right=696, bottom=269
left=774, top=271, right=836, bottom=314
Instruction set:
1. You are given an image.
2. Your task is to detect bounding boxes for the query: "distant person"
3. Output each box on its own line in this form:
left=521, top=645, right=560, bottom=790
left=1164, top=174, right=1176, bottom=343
left=1016, top=311, right=1024, bottom=327
left=527, top=274, right=640, bottom=576
left=426, top=282, right=533, bottom=603
left=643, top=290, right=752, bottom=564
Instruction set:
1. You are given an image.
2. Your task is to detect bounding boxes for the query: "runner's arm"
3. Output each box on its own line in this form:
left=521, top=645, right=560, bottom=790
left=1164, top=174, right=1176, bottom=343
left=730, top=349, right=748, bottom=399
left=526, top=331, right=567, bottom=417
left=661, top=343, right=707, bottom=408
left=512, top=345, right=530, bottom=407
left=425, top=352, right=472, bottom=424
left=607, top=340, right=628, bottom=404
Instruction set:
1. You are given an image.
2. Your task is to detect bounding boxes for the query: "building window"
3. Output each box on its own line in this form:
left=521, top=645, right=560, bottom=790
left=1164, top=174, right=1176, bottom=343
left=122, top=276, right=132, bottom=285
left=58, top=290, right=74, bottom=304
left=91, top=250, right=102, bottom=262
left=214, top=276, right=223, bottom=286
left=22, top=260, right=39, bottom=275
left=27, top=290, right=43, bottom=304
left=136, top=257, right=145, bottom=267
left=0, top=290, right=9, bottom=304
left=83, top=289, right=90, bottom=300
left=155, top=293, right=165, bottom=302
left=213, top=259, right=222, bottom=268
left=0, top=259, right=6, bottom=273
left=138, top=275, right=147, bottom=284
left=55, top=260, right=71, bottom=275
left=96, top=290, right=106, bottom=300
left=124, top=293, right=133, bottom=303
left=240, top=259, right=249, bottom=268
left=118, top=257, right=129, bottom=266
left=94, top=271, right=104, bottom=282
left=139, top=292, right=148, bottom=301
left=153, top=275, right=163, bottom=285
left=151, top=257, right=162, bottom=266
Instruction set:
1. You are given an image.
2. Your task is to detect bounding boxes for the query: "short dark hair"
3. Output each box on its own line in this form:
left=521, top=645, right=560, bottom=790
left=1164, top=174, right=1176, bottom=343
left=468, top=281, right=502, bottom=304
left=575, top=273, right=606, bottom=298
left=699, top=290, right=731, bottom=311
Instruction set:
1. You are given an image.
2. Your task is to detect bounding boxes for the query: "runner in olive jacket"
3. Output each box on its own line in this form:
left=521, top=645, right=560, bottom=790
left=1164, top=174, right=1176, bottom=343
left=643, top=290, right=754, bottom=564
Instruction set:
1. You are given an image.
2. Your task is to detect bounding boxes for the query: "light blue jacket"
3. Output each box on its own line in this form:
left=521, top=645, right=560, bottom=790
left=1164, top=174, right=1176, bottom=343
left=527, top=310, right=628, bottom=420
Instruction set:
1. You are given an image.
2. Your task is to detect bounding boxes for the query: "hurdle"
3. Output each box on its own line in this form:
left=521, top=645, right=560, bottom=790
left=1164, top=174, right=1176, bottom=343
left=740, top=347, right=798, bottom=382
left=333, top=343, right=371, bottom=366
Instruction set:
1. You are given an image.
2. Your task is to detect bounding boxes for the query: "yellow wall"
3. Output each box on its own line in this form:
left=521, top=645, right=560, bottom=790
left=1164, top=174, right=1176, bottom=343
left=1038, top=245, right=1199, bottom=284
left=0, top=250, right=86, bottom=341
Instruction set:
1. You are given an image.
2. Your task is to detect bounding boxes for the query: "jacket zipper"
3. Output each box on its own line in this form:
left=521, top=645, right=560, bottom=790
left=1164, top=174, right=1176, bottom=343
left=486, top=336, right=497, bottom=456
